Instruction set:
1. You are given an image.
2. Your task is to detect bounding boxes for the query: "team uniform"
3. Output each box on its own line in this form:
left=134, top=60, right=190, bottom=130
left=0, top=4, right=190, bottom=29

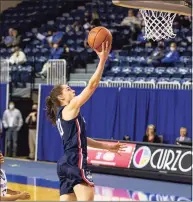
left=0, top=169, right=7, bottom=197
left=56, top=106, right=94, bottom=195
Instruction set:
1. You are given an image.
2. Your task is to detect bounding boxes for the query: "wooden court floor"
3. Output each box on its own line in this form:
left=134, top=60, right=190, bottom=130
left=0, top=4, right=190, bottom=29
left=8, top=182, right=59, bottom=201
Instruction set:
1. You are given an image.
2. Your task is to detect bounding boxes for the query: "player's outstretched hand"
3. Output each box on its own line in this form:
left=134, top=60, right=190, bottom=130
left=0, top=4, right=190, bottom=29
left=19, top=192, right=30, bottom=200
left=108, top=141, right=127, bottom=155
left=94, top=41, right=111, bottom=62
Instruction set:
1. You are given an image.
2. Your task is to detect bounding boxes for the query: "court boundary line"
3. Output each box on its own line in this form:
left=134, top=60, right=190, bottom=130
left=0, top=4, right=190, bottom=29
left=5, top=157, right=56, bottom=165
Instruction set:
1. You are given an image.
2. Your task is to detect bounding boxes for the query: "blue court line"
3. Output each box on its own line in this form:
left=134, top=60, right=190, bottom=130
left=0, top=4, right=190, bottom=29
left=7, top=174, right=59, bottom=189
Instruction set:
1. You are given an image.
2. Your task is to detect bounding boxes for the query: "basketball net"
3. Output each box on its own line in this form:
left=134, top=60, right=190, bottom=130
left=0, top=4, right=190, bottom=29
left=140, top=9, right=176, bottom=41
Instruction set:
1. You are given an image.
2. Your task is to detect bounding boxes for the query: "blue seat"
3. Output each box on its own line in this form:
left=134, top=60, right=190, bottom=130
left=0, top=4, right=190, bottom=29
left=158, top=77, right=170, bottom=82
left=133, top=66, right=143, bottom=74
left=159, top=73, right=172, bottom=79
left=120, top=60, right=130, bottom=67
left=109, top=59, right=119, bottom=67
left=122, top=66, right=132, bottom=74
left=111, top=66, right=121, bottom=74
left=102, top=76, right=114, bottom=81
left=184, top=73, right=192, bottom=79
left=119, top=50, right=128, bottom=57
left=104, top=71, right=115, bottom=77
left=11, top=71, right=20, bottom=82
left=135, top=77, right=146, bottom=82
left=146, top=77, right=158, bottom=83
left=178, top=67, right=189, bottom=75
left=166, top=67, right=178, bottom=75
left=144, top=66, right=155, bottom=74
left=155, top=67, right=166, bottom=75
left=20, top=71, right=31, bottom=83
left=170, top=77, right=182, bottom=83
left=124, top=76, right=136, bottom=82
left=35, top=61, right=43, bottom=73
left=117, top=72, right=126, bottom=77
left=114, top=77, right=125, bottom=81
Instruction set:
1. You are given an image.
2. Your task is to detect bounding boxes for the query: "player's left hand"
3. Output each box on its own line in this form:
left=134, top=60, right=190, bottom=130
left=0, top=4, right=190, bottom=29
left=107, top=141, right=127, bottom=155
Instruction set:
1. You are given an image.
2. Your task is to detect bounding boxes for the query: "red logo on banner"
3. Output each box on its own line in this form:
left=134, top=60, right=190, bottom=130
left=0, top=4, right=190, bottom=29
left=87, top=141, right=136, bottom=168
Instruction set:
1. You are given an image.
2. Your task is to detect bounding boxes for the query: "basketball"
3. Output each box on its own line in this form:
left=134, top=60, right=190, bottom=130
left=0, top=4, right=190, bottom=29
left=88, top=27, right=112, bottom=52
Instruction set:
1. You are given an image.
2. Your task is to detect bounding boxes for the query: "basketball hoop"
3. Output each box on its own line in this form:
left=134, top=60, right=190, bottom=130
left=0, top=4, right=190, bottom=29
left=140, top=10, right=176, bottom=41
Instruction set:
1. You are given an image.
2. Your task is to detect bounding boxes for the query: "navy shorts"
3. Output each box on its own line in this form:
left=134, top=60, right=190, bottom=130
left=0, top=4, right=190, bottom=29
left=57, top=157, right=94, bottom=195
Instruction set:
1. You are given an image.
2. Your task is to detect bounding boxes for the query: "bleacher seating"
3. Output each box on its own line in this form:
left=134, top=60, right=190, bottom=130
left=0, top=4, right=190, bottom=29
left=0, top=0, right=192, bottom=86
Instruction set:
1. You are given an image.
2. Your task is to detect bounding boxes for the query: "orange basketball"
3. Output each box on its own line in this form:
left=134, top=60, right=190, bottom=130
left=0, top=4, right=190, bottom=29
left=88, top=27, right=112, bottom=52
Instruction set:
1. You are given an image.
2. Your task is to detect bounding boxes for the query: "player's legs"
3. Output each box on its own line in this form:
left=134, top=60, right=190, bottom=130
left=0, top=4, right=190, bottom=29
left=73, top=182, right=94, bottom=201
left=60, top=193, right=77, bottom=201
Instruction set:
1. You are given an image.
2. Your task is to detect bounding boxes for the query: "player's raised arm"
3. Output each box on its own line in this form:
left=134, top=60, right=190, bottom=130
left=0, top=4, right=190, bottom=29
left=69, top=41, right=111, bottom=109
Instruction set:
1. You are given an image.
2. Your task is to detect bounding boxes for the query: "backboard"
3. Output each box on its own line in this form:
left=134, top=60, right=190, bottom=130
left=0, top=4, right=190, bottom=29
left=112, top=0, right=192, bottom=16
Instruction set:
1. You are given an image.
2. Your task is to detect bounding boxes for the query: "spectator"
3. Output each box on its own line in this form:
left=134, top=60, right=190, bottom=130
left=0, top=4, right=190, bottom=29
left=123, top=135, right=130, bottom=141
left=3, top=28, right=14, bottom=47
left=2, top=102, right=23, bottom=157
left=176, top=127, right=191, bottom=145
left=72, top=21, right=80, bottom=32
left=9, top=46, right=27, bottom=65
left=36, top=43, right=64, bottom=78
left=52, top=28, right=64, bottom=46
left=36, top=28, right=54, bottom=47
left=143, top=124, right=161, bottom=143
left=12, top=29, right=21, bottom=47
left=136, top=27, right=146, bottom=43
left=146, top=42, right=165, bottom=65
left=25, top=103, right=38, bottom=160
left=90, top=11, right=101, bottom=28
left=161, top=42, right=180, bottom=65
left=121, top=9, right=141, bottom=27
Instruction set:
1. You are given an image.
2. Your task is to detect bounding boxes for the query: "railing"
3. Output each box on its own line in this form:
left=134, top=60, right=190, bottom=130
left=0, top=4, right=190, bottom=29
left=131, top=81, right=155, bottom=89
left=47, top=59, right=66, bottom=85
left=0, top=59, right=9, bottom=83
left=66, top=80, right=192, bottom=90
left=99, top=81, right=108, bottom=87
left=182, top=82, right=192, bottom=90
left=68, top=81, right=87, bottom=87
left=156, top=82, right=181, bottom=89
left=108, top=81, right=131, bottom=88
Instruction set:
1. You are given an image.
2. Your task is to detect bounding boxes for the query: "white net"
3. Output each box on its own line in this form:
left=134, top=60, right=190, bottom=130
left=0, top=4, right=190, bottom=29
left=140, top=10, right=176, bottom=41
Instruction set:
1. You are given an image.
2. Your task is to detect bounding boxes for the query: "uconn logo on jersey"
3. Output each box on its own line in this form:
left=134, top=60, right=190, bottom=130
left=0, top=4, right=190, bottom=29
left=56, top=118, right=64, bottom=137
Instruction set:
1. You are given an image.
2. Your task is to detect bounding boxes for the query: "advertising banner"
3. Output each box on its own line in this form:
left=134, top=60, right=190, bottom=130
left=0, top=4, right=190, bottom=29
left=94, top=185, right=192, bottom=201
left=87, top=141, right=136, bottom=168
left=131, top=145, right=192, bottom=176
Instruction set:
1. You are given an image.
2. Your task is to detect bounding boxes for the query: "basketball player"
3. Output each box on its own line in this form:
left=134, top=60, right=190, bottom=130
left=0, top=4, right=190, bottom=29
left=0, top=152, right=30, bottom=201
left=45, top=41, right=126, bottom=201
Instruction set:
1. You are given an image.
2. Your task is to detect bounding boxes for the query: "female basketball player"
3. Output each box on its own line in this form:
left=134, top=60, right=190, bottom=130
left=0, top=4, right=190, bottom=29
left=0, top=152, right=30, bottom=201
left=45, top=41, right=126, bottom=201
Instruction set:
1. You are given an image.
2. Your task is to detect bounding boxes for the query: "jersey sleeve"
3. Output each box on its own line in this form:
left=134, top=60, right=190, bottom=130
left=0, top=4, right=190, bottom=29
left=57, top=106, right=65, bottom=118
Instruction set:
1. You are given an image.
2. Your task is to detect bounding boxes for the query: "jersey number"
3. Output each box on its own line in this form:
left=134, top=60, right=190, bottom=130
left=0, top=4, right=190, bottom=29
left=56, top=119, right=64, bottom=137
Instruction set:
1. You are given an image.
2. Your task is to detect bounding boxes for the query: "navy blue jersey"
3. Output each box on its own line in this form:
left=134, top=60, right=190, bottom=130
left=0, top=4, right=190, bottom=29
left=56, top=106, right=93, bottom=194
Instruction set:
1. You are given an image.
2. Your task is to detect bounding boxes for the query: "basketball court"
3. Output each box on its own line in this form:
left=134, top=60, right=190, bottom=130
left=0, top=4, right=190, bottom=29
left=1, top=0, right=192, bottom=201
left=3, top=158, right=192, bottom=201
